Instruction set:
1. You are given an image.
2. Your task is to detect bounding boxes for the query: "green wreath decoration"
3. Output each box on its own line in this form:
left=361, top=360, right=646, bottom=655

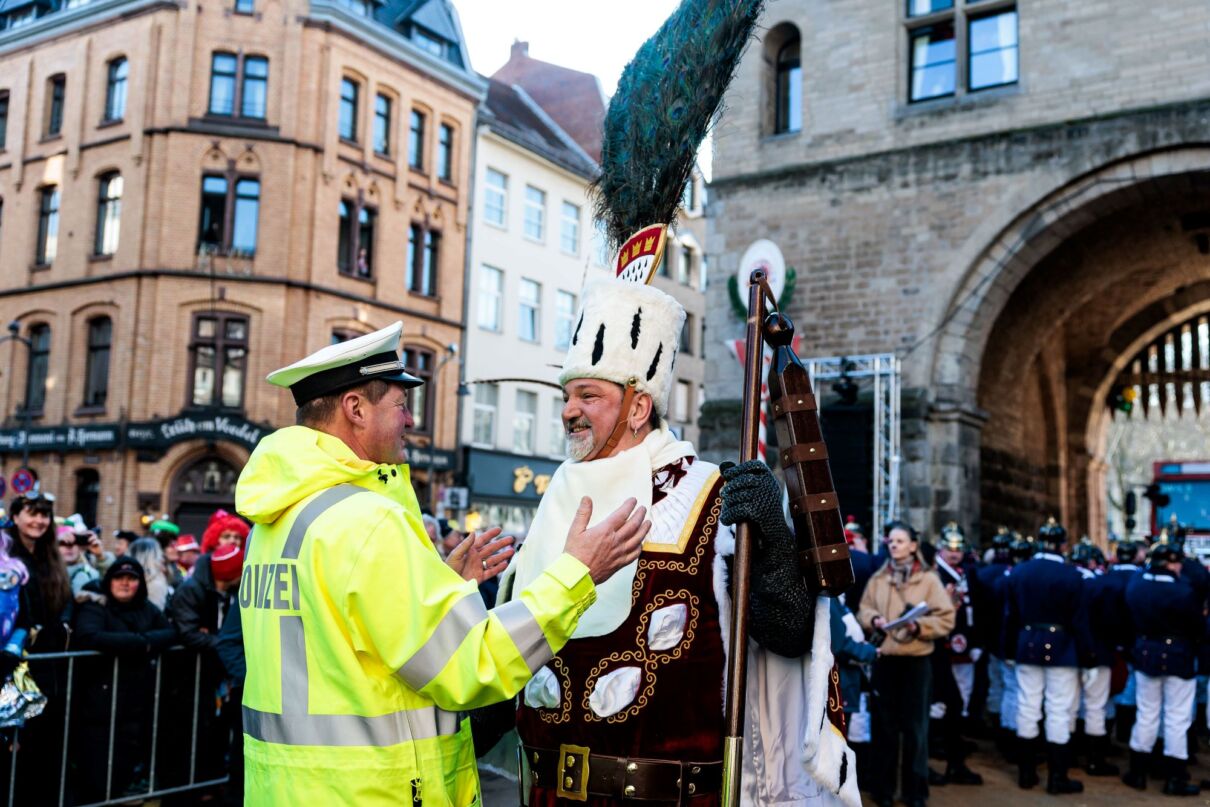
left=728, top=267, right=797, bottom=321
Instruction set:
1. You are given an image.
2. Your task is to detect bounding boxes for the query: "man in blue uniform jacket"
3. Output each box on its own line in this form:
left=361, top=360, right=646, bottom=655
left=1004, top=519, right=1089, bottom=795
left=1121, top=539, right=1203, bottom=796
left=1072, top=543, right=1119, bottom=777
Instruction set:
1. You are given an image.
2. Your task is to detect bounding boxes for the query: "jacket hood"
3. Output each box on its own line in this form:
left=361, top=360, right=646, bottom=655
left=236, top=425, right=421, bottom=525
left=102, top=556, right=149, bottom=607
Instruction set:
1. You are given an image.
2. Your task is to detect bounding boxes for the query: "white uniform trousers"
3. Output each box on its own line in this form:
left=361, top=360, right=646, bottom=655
left=1130, top=672, right=1196, bottom=760
left=1079, top=666, right=1112, bottom=737
left=1016, top=664, right=1079, bottom=743
left=953, top=662, right=975, bottom=717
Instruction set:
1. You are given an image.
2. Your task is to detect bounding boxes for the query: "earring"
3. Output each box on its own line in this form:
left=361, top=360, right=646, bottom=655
left=632, top=427, right=639, bottom=439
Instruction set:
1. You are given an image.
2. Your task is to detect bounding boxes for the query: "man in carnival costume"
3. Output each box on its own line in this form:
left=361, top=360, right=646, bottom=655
left=496, top=4, right=857, bottom=802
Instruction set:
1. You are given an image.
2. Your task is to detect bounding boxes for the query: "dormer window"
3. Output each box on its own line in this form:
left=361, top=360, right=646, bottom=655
left=337, top=0, right=375, bottom=17
left=412, top=26, right=448, bottom=59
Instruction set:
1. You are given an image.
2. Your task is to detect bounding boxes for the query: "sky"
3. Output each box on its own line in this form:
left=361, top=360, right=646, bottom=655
left=452, top=0, right=713, bottom=175
left=452, top=0, right=682, bottom=96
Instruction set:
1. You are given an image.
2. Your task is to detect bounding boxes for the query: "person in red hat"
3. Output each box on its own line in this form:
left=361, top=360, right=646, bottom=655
left=172, top=534, right=201, bottom=580
left=200, top=509, right=250, bottom=555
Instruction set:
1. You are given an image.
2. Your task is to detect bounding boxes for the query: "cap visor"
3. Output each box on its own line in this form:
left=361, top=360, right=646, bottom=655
left=376, top=370, right=425, bottom=389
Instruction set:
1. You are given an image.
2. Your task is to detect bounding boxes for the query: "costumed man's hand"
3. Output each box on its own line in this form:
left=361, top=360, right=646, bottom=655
left=564, top=497, right=651, bottom=584
left=719, top=459, right=815, bottom=658
left=447, top=527, right=516, bottom=583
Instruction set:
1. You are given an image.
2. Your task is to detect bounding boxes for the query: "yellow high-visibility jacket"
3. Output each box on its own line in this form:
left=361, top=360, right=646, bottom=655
left=235, top=426, right=595, bottom=805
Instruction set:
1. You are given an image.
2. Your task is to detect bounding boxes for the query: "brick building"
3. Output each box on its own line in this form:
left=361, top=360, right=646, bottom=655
left=705, top=0, right=1210, bottom=542
left=0, top=0, right=483, bottom=534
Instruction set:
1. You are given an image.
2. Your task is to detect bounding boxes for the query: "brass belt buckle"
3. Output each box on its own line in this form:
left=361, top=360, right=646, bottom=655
left=556, top=743, right=590, bottom=802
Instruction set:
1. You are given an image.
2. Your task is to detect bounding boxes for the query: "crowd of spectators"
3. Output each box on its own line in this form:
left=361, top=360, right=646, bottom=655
left=0, top=491, right=248, bottom=806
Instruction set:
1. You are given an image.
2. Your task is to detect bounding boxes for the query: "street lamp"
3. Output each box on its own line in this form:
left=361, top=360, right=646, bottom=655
left=1, top=320, right=33, bottom=471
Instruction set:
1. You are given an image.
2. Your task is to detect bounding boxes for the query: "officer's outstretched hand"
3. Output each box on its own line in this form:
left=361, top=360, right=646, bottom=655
left=448, top=527, right=516, bottom=583
left=564, top=497, right=651, bottom=585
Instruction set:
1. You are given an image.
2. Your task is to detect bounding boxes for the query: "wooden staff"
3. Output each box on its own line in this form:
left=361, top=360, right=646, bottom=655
left=721, top=269, right=776, bottom=807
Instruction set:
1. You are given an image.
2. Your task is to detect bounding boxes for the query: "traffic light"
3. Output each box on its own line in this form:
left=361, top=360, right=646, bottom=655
left=1143, top=483, right=1171, bottom=509
left=1109, top=385, right=1138, bottom=414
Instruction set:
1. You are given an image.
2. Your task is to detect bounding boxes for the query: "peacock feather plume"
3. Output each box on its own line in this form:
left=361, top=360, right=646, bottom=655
left=594, top=0, right=765, bottom=250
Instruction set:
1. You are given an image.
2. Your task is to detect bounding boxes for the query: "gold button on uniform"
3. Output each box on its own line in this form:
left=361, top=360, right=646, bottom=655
left=625, top=785, right=637, bottom=797
left=565, top=777, right=574, bottom=789
left=626, top=762, right=638, bottom=773
left=565, top=756, right=576, bottom=768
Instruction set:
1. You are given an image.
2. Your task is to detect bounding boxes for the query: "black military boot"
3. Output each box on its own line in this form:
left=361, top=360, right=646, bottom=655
left=1162, top=756, right=1200, bottom=797
left=1017, top=737, right=1039, bottom=789
left=1116, top=705, right=1137, bottom=744
left=1045, top=742, right=1085, bottom=794
left=945, top=761, right=984, bottom=785
left=1085, top=734, right=1120, bottom=776
left=1122, top=749, right=1149, bottom=790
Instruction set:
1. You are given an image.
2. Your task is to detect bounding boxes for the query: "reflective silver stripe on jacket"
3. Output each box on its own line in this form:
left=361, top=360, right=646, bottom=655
left=282, top=484, right=369, bottom=559
left=243, top=704, right=461, bottom=747
left=493, top=598, right=554, bottom=674
left=394, top=591, right=554, bottom=690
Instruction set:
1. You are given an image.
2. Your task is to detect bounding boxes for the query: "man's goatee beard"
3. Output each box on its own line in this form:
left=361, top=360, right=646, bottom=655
left=566, top=433, right=595, bottom=461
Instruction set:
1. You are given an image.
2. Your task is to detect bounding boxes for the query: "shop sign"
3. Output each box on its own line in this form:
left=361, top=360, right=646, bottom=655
left=0, top=410, right=274, bottom=454
left=465, top=448, right=562, bottom=503
left=406, top=445, right=457, bottom=472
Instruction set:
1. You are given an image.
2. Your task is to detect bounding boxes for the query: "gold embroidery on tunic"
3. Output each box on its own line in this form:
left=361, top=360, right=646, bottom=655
left=537, top=657, right=573, bottom=725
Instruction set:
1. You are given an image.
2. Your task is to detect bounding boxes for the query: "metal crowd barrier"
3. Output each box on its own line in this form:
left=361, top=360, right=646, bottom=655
left=6, top=646, right=232, bottom=807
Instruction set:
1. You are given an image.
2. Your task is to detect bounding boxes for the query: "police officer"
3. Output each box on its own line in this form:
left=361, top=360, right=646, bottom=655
left=234, top=323, right=652, bottom=804
left=1004, top=519, right=1088, bottom=794
left=931, top=524, right=983, bottom=785
left=1072, top=540, right=1118, bottom=776
left=1121, top=538, right=1203, bottom=795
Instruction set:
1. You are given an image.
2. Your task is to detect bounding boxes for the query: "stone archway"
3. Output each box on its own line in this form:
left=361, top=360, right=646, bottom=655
left=927, top=147, right=1210, bottom=542
left=169, top=453, right=241, bottom=537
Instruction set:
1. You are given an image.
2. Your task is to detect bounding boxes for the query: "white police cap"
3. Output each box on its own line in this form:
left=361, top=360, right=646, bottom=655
left=267, top=321, right=422, bottom=406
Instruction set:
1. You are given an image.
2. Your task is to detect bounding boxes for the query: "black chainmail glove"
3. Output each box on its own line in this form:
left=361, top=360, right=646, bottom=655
left=719, top=460, right=815, bottom=657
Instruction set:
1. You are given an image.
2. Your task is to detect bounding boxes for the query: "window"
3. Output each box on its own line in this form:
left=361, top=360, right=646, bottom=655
left=234, top=0, right=254, bottom=13
left=472, top=383, right=498, bottom=446
left=339, top=78, right=359, bottom=141
left=83, top=316, right=111, bottom=408
left=680, top=313, right=693, bottom=355
left=682, top=177, right=696, bottom=212
left=104, top=58, right=127, bottom=122
left=549, top=395, right=565, bottom=457
left=478, top=265, right=503, bottom=331
left=373, top=93, right=391, bottom=155
left=403, top=347, right=434, bottom=432
left=197, top=175, right=260, bottom=255
left=437, top=123, right=453, bottom=181
left=337, top=0, right=374, bottom=16
left=513, top=390, right=537, bottom=454
left=969, top=10, right=1018, bottom=91
left=412, top=26, right=449, bottom=59
left=0, top=92, right=8, bottom=150
left=24, top=324, right=50, bottom=413
left=189, top=313, right=248, bottom=409
left=241, top=56, right=268, bottom=118
left=907, top=1, right=1016, bottom=103
left=209, top=53, right=238, bottom=115
left=330, top=329, right=361, bottom=343
left=909, top=23, right=956, bottom=101
left=678, top=245, right=693, bottom=285
left=36, top=186, right=60, bottom=265
left=46, top=74, right=66, bottom=136
left=518, top=279, right=541, bottom=343
left=94, top=173, right=122, bottom=256
left=406, top=224, right=439, bottom=295
left=555, top=291, right=576, bottom=351
left=524, top=186, right=545, bottom=241
left=408, top=109, right=426, bottom=170
left=675, top=380, right=692, bottom=424
left=560, top=201, right=580, bottom=254
left=338, top=197, right=376, bottom=278
left=484, top=168, right=507, bottom=226
left=774, top=37, right=801, bottom=134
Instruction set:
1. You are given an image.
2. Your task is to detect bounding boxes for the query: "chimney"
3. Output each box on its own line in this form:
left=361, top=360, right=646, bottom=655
left=510, top=40, right=529, bottom=61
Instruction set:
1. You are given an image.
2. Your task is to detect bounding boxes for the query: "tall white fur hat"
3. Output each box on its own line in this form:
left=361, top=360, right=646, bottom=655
left=559, top=279, right=686, bottom=416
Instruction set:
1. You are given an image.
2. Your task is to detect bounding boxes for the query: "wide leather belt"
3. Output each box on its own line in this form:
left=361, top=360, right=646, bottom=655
left=522, top=743, right=722, bottom=802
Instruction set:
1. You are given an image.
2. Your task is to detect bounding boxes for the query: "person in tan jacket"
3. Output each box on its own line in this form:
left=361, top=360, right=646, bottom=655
left=858, top=522, right=956, bottom=807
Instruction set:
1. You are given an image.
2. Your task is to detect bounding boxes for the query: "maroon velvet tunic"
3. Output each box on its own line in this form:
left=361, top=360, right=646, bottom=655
left=518, top=465, right=726, bottom=806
